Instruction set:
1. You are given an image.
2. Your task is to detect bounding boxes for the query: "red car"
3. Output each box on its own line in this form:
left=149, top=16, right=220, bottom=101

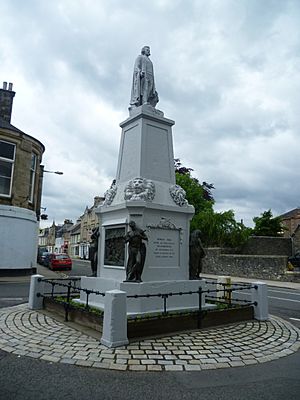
left=44, top=253, right=72, bottom=271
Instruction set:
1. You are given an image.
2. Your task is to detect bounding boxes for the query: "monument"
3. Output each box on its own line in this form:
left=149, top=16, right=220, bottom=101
left=79, top=46, right=209, bottom=314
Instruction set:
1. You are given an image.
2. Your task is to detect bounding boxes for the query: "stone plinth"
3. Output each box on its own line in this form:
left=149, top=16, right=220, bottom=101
left=78, top=105, right=196, bottom=315
left=96, top=105, right=194, bottom=283
left=79, top=277, right=212, bottom=315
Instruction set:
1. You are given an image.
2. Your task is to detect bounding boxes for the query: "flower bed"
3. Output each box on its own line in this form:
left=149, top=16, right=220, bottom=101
left=43, top=297, right=254, bottom=340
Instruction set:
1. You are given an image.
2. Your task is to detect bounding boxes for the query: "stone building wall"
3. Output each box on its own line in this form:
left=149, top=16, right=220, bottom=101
left=0, top=130, right=44, bottom=213
left=0, top=83, right=45, bottom=274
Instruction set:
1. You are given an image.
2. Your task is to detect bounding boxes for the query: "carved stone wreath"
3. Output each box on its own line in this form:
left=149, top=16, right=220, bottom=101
left=147, top=217, right=177, bottom=230
left=103, top=183, right=117, bottom=206
left=124, top=177, right=155, bottom=202
left=169, top=184, right=188, bottom=207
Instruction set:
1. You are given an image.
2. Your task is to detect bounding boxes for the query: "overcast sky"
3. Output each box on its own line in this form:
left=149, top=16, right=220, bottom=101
left=1, top=0, right=299, bottom=228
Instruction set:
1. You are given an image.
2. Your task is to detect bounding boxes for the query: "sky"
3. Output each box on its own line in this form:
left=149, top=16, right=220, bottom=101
left=1, top=0, right=299, bottom=228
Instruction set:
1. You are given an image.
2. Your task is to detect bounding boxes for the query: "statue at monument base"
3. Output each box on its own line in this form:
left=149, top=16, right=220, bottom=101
left=189, top=230, right=206, bottom=279
left=124, top=221, right=148, bottom=282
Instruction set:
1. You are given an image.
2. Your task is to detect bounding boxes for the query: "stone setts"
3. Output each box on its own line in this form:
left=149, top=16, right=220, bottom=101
left=0, top=304, right=299, bottom=371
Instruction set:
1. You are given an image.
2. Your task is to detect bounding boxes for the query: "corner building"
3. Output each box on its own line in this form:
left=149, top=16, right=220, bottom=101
left=0, top=81, right=45, bottom=275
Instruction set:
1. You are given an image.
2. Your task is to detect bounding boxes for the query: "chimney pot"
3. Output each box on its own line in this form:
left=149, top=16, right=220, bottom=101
left=0, top=81, right=16, bottom=122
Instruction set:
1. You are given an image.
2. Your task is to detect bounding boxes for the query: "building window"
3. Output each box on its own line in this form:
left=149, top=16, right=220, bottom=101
left=0, top=140, right=16, bottom=197
left=28, top=153, right=37, bottom=203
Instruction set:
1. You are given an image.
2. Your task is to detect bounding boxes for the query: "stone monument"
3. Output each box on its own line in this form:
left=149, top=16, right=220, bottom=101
left=79, top=46, right=209, bottom=314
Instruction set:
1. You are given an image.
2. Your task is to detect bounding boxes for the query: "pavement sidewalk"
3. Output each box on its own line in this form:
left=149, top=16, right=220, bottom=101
left=0, top=264, right=62, bottom=283
left=201, top=274, right=300, bottom=290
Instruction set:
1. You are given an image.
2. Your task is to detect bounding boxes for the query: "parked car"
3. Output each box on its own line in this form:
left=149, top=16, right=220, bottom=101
left=37, top=248, right=49, bottom=265
left=44, top=253, right=72, bottom=271
left=288, top=252, right=300, bottom=269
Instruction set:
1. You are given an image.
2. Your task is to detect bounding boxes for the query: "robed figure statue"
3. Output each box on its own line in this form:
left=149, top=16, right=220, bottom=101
left=189, top=230, right=206, bottom=280
left=130, top=46, right=159, bottom=108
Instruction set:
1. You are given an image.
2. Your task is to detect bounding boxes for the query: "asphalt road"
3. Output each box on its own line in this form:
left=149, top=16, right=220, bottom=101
left=0, top=262, right=300, bottom=400
left=0, top=344, right=299, bottom=400
left=268, top=287, right=300, bottom=328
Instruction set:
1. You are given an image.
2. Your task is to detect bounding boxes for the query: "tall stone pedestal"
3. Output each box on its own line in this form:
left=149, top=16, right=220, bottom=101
left=79, top=105, right=205, bottom=315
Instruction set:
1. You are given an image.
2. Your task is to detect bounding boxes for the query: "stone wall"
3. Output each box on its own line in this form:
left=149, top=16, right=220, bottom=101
left=292, top=227, right=300, bottom=253
left=202, top=247, right=289, bottom=281
left=223, top=236, right=292, bottom=256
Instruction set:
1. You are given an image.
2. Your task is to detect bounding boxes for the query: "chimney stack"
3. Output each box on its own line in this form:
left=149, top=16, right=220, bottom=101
left=0, top=81, right=16, bottom=123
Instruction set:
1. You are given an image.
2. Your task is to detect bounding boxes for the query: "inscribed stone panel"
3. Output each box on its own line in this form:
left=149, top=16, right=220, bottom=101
left=148, top=229, right=180, bottom=267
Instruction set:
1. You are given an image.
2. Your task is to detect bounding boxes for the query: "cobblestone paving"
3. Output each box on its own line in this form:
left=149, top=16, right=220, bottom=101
left=0, top=304, right=299, bottom=371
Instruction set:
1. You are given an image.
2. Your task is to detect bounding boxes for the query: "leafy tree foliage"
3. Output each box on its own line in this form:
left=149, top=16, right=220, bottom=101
left=174, top=159, right=214, bottom=214
left=191, top=209, right=252, bottom=247
left=175, top=159, right=251, bottom=247
left=252, top=209, right=285, bottom=237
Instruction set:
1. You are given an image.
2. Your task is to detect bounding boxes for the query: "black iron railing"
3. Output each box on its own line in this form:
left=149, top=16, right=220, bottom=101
left=127, top=281, right=257, bottom=326
left=37, top=277, right=257, bottom=327
left=37, top=277, right=105, bottom=322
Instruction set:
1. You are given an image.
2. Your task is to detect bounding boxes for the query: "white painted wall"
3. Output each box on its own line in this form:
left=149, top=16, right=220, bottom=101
left=0, top=205, right=38, bottom=270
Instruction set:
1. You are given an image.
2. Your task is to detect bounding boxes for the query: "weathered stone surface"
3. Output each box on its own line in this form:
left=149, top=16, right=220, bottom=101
left=222, top=236, right=292, bottom=256
left=202, top=247, right=290, bottom=281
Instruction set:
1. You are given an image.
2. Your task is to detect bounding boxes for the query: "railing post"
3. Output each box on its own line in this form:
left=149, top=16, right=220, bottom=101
left=251, top=282, right=269, bottom=321
left=162, top=294, right=168, bottom=315
left=197, top=287, right=202, bottom=328
left=28, top=274, right=45, bottom=310
left=101, top=290, right=129, bottom=348
left=65, top=281, right=72, bottom=322
left=217, top=275, right=231, bottom=303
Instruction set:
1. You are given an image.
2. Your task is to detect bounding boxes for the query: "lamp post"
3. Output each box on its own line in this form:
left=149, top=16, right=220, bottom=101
left=36, top=166, right=63, bottom=221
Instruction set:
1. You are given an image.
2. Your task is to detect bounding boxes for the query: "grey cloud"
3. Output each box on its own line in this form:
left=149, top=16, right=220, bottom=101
left=1, top=0, right=299, bottom=227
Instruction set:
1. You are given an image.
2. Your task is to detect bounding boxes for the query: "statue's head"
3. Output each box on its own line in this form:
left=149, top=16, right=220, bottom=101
left=129, top=221, right=136, bottom=229
left=141, top=46, right=150, bottom=56
left=191, top=230, right=202, bottom=240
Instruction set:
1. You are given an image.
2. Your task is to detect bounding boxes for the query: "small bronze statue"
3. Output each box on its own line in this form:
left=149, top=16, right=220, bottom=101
left=89, top=227, right=100, bottom=277
left=124, top=221, right=148, bottom=282
left=189, top=230, right=206, bottom=280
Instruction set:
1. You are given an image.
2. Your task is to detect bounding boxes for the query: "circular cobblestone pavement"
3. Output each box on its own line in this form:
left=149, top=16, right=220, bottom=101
left=0, top=304, right=299, bottom=371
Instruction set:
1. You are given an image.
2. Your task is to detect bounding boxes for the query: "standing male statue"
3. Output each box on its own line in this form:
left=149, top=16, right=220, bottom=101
left=124, top=221, right=148, bottom=282
left=189, top=230, right=206, bottom=280
left=89, top=227, right=100, bottom=277
left=130, top=46, right=159, bottom=108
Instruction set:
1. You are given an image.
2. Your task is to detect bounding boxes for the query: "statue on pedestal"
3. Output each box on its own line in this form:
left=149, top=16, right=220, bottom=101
left=124, top=221, right=148, bottom=282
left=189, top=230, right=206, bottom=279
left=130, top=46, right=159, bottom=108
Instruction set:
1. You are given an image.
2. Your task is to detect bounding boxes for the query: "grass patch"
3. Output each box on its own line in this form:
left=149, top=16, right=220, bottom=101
left=53, top=296, right=104, bottom=317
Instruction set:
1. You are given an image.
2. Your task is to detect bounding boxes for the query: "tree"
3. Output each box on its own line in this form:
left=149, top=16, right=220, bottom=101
left=174, top=159, right=214, bottom=214
left=252, top=209, right=285, bottom=237
left=191, top=209, right=252, bottom=247
left=174, top=159, right=251, bottom=247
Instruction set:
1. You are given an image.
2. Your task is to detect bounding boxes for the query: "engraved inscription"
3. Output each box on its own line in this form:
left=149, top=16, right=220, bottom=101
left=153, top=237, right=176, bottom=259
left=148, top=229, right=180, bottom=267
